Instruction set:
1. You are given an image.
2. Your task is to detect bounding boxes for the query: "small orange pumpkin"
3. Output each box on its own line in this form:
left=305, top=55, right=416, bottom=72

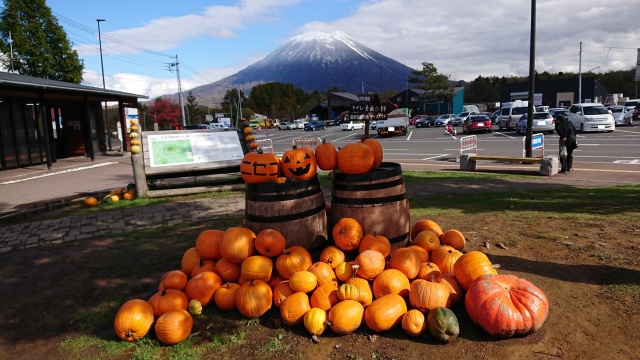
left=273, top=281, right=295, bottom=308
left=280, top=292, right=311, bottom=326
left=332, top=217, right=363, bottom=251
left=154, top=309, right=193, bottom=345
left=389, top=247, right=421, bottom=280
left=360, top=137, right=383, bottom=170
left=431, top=245, right=463, bottom=274
left=214, top=282, right=241, bottom=311
left=359, top=233, right=391, bottom=258
left=354, top=250, right=386, bottom=280
left=319, top=246, right=346, bottom=269
left=275, top=246, right=313, bottom=279
left=412, top=230, right=441, bottom=253
left=309, top=284, right=340, bottom=311
left=255, top=229, right=287, bottom=257
left=410, top=219, right=443, bottom=240
left=327, top=300, right=364, bottom=335
left=85, top=197, right=98, bottom=207
left=240, top=255, right=273, bottom=282
left=288, top=270, right=318, bottom=293
left=372, top=269, right=410, bottom=299
left=184, top=271, right=223, bottom=307
left=195, top=229, right=224, bottom=260
left=214, top=258, right=241, bottom=283
left=440, top=229, right=466, bottom=251
left=402, top=309, right=427, bottom=337
left=234, top=279, right=272, bottom=318
left=314, top=138, right=338, bottom=170
left=148, top=289, right=189, bottom=318
left=364, top=294, right=407, bottom=332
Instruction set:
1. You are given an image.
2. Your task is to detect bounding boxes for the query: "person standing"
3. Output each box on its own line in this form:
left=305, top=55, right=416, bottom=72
left=555, top=115, right=578, bottom=173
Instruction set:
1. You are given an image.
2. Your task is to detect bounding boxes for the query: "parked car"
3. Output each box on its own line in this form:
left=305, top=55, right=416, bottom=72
left=409, top=115, right=422, bottom=125
left=304, top=120, right=327, bottom=131
left=452, top=111, right=478, bottom=126
left=340, top=120, right=365, bottom=131
left=515, top=112, right=555, bottom=134
left=568, top=103, right=615, bottom=132
left=462, top=115, right=493, bottom=134
left=608, top=105, right=626, bottom=126
left=498, top=100, right=529, bottom=130
left=415, top=116, right=436, bottom=128
left=370, top=121, right=377, bottom=130
left=550, top=109, right=570, bottom=120
left=183, top=124, right=210, bottom=130
left=325, top=119, right=338, bottom=126
left=278, top=121, right=296, bottom=130
left=434, top=114, right=456, bottom=127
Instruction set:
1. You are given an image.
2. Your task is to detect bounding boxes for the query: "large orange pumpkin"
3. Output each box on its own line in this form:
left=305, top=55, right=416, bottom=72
left=307, top=262, right=338, bottom=288
left=280, top=292, right=311, bottom=326
left=465, top=274, right=549, bottom=338
left=273, top=281, right=295, bottom=308
left=195, top=229, right=224, bottom=260
left=410, top=219, right=443, bottom=240
left=148, top=289, right=189, bottom=318
left=214, top=258, right=241, bottom=283
left=411, top=230, right=441, bottom=253
left=364, top=294, right=407, bottom=332
left=360, top=137, right=383, bottom=170
left=158, top=270, right=188, bottom=291
left=184, top=271, right=223, bottom=306
left=389, top=247, right=421, bottom=280
left=275, top=246, right=312, bottom=279
left=346, top=277, right=373, bottom=307
left=440, top=229, right=466, bottom=251
left=354, top=250, right=386, bottom=280
left=430, top=245, right=463, bottom=274
left=180, top=247, right=201, bottom=276
left=154, top=309, right=193, bottom=345
left=214, top=282, right=241, bottom=311
left=113, top=299, right=155, bottom=341
left=234, top=279, right=273, bottom=318
left=327, top=300, right=364, bottom=335
left=309, top=284, right=340, bottom=311
left=240, top=255, right=273, bottom=282
left=219, top=227, right=256, bottom=263
left=359, top=233, right=391, bottom=258
left=337, top=143, right=374, bottom=175
left=240, top=149, right=280, bottom=184
left=332, top=217, right=363, bottom=251
left=319, top=246, right=346, bottom=269
left=281, top=146, right=317, bottom=180
left=255, top=229, right=286, bottom=257
left=372, top=269, right=410, bottom=299
left=315, top=139, right=338, bottom=171
left=409, top=279, right=451, bottom=313
left=453, top=251, right=498, bottom=290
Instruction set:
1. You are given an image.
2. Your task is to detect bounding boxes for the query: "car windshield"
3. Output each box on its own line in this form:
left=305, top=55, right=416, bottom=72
left=609, top=107, right=623, bottom=113
left=470, top=116, right=489, bottom=122
left=533, top=113, right=551, bottom=119
left=512, top=107, right=528, bottom=115
left=583, top=106, right=609, bottom=115
left=458, top=112, right=470, bottom=117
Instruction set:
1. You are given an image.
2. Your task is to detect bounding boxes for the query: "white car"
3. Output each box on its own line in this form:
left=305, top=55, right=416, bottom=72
left=278, top=122, right=296, bottom=130
left=567, top=103, right=615, bottom=132
left=340, top=121, right=365, bottom=131
left=370, top=121, right=377, bottom=130
left=608, top=105, right=626, bottom=126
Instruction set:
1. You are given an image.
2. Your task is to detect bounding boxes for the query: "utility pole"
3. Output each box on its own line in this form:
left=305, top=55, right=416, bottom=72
left=96, top=19, right=111, bottom=151
left=169, top=55, right=186, bottom=127
left=578, top=42, right=582, bottom=104
left=525, top=0, right=536, bottom=157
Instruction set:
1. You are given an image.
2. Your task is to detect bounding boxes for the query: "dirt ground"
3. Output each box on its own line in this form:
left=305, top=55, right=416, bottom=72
left=1, top=182, right=639, bottom=360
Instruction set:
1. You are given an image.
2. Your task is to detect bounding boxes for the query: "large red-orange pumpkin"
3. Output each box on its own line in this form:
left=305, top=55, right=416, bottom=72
left=280, top=292, right=311, bottom=326
left=184, top=271, right=223, bottom=306
left=219, top=227, right=256, bottom=263
left=315, top=139, right=338, bottom=171
left=430, top=245, right=463, bottom=274
left=360, top=137, right=383, bottom=170
left=281, top=146, right=317, bottom=180
left=113, top=299, right=155, bottom=341
left=465, top=274, right=549, bottom=338
left=336, top=143, right=374, bottom=175
left=409, top=279, right=451, bottom=313
left=372, top=269, right=410, bottom=299
left=148, top=289, right=189, bottom=318
left=327, top=300, right=364, bottom=335
left=240, top=149, right=280, bottom=184
left=234, top=279, right=273, bottom=318
left=364, top=294, right=407, bottom=332
left=195, top=229, right=225, bottom=260
left=332, top=217, right=363, bottom=251
left=359, top=233, right=391, bottom=258
left=275, top=246, right=313, bottom=279
left=453, top=251, right=498, bottom=290
left=154, top=309, right=193, bottom=345
left=354, top=250, right=386, bottom=280
left=255, top=229, right=287, bottom=257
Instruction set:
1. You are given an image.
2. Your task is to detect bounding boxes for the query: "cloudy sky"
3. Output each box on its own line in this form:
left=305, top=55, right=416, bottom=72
left=45, top=0, right=640, bottom=99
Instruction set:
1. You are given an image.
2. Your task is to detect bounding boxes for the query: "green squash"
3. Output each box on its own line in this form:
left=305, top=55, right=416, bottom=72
left=427, top=307, right=459, bottom=343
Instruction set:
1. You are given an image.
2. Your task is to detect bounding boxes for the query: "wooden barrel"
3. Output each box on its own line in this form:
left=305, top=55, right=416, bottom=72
left=245, top=176, right=328, bottom=254
left=330, top=162, right=410, bottom=253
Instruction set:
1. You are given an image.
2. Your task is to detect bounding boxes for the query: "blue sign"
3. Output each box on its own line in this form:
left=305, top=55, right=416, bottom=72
left=532, top=134, right=544, bottom=148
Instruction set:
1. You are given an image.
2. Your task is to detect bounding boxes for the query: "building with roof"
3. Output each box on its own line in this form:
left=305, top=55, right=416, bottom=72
left=499, top=77, right=608, bottom=107
left=0, top=72, right=147, bottom=170
left=391, top=87, right=465, bottom=116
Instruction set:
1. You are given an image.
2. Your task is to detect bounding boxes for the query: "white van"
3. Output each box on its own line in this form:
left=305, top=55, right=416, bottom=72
left=498, top=101, right=529, bottom=130
left=568, top=103, right=615, bottom=132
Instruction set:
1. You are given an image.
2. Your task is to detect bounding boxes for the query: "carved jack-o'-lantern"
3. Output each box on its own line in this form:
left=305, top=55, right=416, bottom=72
left=280, top=146, right=317, bottom=180
left=240, top=149, right=280, bottom=184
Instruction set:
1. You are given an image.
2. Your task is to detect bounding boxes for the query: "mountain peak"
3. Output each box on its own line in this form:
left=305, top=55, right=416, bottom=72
left=290, top=30, right=352, bottom=43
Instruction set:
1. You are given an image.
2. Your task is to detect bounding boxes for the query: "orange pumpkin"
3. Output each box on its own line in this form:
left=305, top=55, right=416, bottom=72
left=416, top=262, right=442, bottom=281
left=219, top=227, right=256, bottom=263
left=315, top=138, right=338, bottom=171
left=240, top=149, right=280, bottom=184
left=389, top=247, right=421, bottom=280
left=273, top=281, right=295, bottom=308
left=154, top=309, right=193, bottom=345
left=255, top=229, right=286, bottom=257
left=195, top=229, right=225, bottom=260
left=190, top=259, right=217, bottom=278
left=337, top=143, right=374, bottom=174
left=411, top=230, right=441, bottom=253
left=113, top=299, right=155, bottom=341
left=319, top=246, right=346, bottom=269
left=332, top=217, right=363, bottom=251
left=431, top=245, right=463, bottom=274
left=180, top=247, right=201, bottom=276
left=234, top=279, right=273, bottom=318
left=440, top=229, right=466, bottom=251
left=354, top=250, right=386, bottom=280
left=435, top=273, right=463, bottom=303
left=289, top=270, right=318, bottom=293
left=158, top=270, right=188, bottom=291
left=409, top=279, right=451, bottom=313
left=214, top=282, right=240, bottom=311
left=214, top=258, right=241, bottom=283
left=275, top=246, right=313, bottom=279
left=335, top=261, right=355, bottom=282
left=408, top=245, right=430, bottom=263
left=410, top=219, right=443, bottom=240
left=402, top=309, right=427, bottom=337
left=280, top=146, right=317, bottom=180
left=364, top=294, right=407, bottom=332
left=148, top=289, right=189, bottom=318
left=85, top=197, right=98, bottom=207
left=307, top=262, right=338, bottom=288
left=346, top=277, right=373, bottom=307
left=184, top=271, right=223, bottom=306
left=360, top=137, right=383, bottom=170
left=359, top=233, right=391, bottom=258
left=280, top=292, right=311, bottom=326
left=453, top=251, right=498, bottom=290
left=372, top=269, right=410, bottom=299
left=240, top=255, right=273, bottom=282
left=327, top=300, right=364, bottom=335
left=309, top=284, right=339, bottom=311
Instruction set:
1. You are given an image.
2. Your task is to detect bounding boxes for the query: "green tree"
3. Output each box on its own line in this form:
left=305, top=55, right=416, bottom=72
left=408, top=62, right=455, bottom=107
left=0, top=0, right=84, bottom=83
left=186, top=91, right=200, bottom=123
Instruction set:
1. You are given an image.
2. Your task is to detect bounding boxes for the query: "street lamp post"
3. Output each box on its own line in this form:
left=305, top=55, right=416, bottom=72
left=96, top=19, right=111, bottom=151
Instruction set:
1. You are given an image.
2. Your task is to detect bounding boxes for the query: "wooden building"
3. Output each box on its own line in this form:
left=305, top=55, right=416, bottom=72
left=0, top=72, right=147, bottom=170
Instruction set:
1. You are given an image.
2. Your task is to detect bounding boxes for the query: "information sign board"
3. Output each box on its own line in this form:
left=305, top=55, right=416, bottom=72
left=147, top=131, right=244, bottom=167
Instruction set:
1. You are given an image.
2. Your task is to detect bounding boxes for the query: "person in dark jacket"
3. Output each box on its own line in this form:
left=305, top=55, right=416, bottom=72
left=555, top=115, right=578, bottom=173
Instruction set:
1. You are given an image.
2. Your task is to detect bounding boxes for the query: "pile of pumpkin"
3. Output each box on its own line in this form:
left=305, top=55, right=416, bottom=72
left=84, top=185, right=137, bottom=207
left=130, top=119, right=142, bottom=154
left=243, top=127, right=259, bottom=151
left=113, top=218, right=549, bottom=345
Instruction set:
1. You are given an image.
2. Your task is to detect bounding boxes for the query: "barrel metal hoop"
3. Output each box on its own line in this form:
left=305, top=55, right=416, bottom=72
left=332, top=162, right=402, bottom=182
left=245, top=176, right=319, bottom=194
left=332, top=193, right=407, bottom=206
left=246, top=187, right=321, bottom=202
left=388, top=232, right=410, bottom=245
left=246, top=202, right=326, bottom=223
left=332, top=177, right=404, bottom=192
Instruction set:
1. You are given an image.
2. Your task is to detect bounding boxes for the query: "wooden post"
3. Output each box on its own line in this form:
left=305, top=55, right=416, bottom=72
left=131, top=153, right=148, bottom=197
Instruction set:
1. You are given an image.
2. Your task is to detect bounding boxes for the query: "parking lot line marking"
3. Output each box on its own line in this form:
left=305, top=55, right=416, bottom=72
left=495, top=132, right=515, bottom=139
left=0, top=162, right=118, bottom=184
left=422, top=154, right=449, bottom=160
left=407, top=131, right=413, bottom=140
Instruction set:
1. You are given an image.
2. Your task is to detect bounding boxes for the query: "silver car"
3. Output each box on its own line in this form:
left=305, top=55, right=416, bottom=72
left=451, top=111, right=477, bottom=126
left=515, top=112, right=555, bottom=135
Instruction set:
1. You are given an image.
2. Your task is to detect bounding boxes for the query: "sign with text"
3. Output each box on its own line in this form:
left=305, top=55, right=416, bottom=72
left=147, top=131, right=244, bottom=167
left=350, top=103, right=389, bottom=120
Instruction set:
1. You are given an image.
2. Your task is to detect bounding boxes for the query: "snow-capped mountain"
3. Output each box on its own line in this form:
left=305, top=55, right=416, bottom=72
left=184, top=31, right=414, bottom=106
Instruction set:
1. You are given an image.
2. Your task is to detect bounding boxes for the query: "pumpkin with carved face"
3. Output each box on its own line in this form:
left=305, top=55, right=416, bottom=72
left=240, top=149, right=280, bottom=184
left=280, top=146, right=317, bottom=180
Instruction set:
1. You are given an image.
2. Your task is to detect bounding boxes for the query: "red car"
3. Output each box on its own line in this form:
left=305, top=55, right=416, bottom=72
left=462, top=115, right=493, bottom=134
left=409, top=115, right=422, bottom=125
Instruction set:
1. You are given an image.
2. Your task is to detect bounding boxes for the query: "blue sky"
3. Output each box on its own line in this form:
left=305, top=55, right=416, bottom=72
left=44, top=0, right=640, bottom=100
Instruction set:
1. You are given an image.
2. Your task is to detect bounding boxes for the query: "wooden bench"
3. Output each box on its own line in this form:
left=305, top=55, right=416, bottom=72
left=460, top=154, right=558, bottom=176
left=131, top=129, right=251, bottom=197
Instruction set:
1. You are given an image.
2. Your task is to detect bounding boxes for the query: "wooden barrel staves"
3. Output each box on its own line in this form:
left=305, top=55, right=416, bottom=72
left=245, top=175, right=328, bottom=254
left=330, top=162, right=410, bottom=252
